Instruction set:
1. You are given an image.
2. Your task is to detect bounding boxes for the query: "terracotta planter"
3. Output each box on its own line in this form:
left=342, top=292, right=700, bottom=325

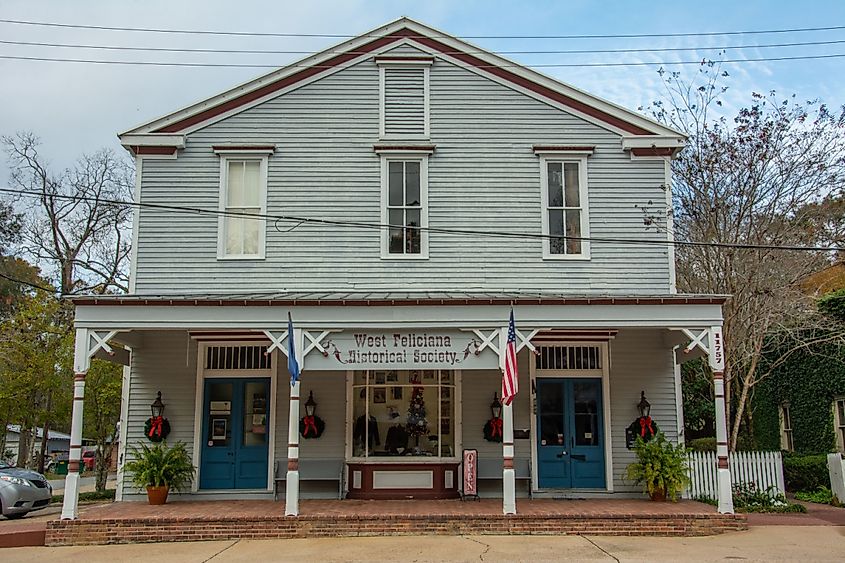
left=649, top=488, right=667, bottom=502
left=146, top=485, right=170, bottom=505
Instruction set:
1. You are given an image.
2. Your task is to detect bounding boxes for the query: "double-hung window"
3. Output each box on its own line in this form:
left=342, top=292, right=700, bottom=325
left=834, top=397, right=845, bottom=452
left=539, top=157, right=589, bottom=258
left=779, top=403, right=794, bottom=451
left=217, top=156, right=268, bottom=259
left=381, top=157, right=428, bottom=258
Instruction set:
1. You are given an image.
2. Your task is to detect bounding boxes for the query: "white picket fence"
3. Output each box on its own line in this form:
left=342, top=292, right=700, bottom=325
left=686, top=451, right=785, bottom=499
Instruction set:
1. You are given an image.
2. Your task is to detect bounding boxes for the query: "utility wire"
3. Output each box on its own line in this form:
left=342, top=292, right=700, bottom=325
left=1, top=18, right=844, bottom=39
left=0, top=271, right=55, bottom=293
left=1, top=187, right=840, bottom=253
left=3, top=52, right=845, bottom=69
left=3, top=37, right=845, bottom=56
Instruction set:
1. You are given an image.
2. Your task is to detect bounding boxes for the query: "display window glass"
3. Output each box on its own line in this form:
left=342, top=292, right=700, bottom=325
left=352, top=370, right=455, bottom=458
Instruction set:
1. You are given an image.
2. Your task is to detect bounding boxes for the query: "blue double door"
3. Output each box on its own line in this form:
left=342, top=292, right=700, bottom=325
left=536, top=378, right=605, bottom=489
left=200, top=378, right=270, bottom=490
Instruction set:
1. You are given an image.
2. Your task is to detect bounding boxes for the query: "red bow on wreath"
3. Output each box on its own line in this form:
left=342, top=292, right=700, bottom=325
left=489, top=417, right=503, bottom=438
left=302, top=415, right=319, bottom=437
left=639, top=416, right=655, bottom=438
left=148, top=416, right=164, bottom=439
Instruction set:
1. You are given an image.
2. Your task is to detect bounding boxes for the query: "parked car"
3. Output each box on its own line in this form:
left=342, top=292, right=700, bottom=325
left=0, top=462, right=52, bottom=519
left=82, top=451, right=96, bottom=471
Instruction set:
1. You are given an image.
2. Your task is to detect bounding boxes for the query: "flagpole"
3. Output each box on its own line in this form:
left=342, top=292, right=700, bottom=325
left=501, top=323, right=517, bottom=515
left=285, top=314, right=302, bottom=516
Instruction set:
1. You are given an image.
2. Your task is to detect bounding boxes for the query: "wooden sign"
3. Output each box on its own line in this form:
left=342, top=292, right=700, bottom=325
left=462, top=449, right=478, bottom=498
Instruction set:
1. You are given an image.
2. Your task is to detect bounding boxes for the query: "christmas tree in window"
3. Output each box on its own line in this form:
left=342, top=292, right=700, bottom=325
left=406, top=387, right=429, bottom=451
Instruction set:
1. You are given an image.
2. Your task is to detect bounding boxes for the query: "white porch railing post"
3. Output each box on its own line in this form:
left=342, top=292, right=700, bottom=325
left=61, top=328, right=91, bottom=520
left=500, top=326, right=516, bottom=515
left=708, top=325, right=734, bottom=514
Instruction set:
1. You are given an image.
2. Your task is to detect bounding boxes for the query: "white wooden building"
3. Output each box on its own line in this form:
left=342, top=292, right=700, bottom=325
left=62, top=18, right=733, bottom=518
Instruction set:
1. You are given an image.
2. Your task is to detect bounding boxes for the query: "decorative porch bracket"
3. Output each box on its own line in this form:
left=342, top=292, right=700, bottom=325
left=671, top=326, right=734, bottom=514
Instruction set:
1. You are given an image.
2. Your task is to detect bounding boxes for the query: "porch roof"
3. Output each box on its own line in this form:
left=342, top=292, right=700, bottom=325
left=70, top=291, right=728, bottom=307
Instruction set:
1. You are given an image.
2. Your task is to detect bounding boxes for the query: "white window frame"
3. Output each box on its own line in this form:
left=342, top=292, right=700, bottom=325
left=216, top=154, right=268, bottom=260
left=538, top=155, right=591, bottom=260
left=380, top=154, right=429, bottom=260
left=378, top=60, right=431, bottom=140
left=834, top=397, right=845, bottom=453
left=779, top=402, right=794, bottom=452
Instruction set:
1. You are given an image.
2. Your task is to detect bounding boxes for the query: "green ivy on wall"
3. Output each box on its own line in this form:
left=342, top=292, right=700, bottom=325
left=753, top=341, right=845, bottom=454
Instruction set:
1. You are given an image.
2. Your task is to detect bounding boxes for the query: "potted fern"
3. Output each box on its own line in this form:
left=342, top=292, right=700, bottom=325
left=626, top=432, right=688, bottom=501
left=124, top=441, right=195, bottom=505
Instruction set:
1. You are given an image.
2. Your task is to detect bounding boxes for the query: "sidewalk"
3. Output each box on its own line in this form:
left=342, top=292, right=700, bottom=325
left=48, top=474, right=116, bottom=494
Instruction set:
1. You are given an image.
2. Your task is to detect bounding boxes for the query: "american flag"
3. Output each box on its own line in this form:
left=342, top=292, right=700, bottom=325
left=502, top=309, right=518, bottom=405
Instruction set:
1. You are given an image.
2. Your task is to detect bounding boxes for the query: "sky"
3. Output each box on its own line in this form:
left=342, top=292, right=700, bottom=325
left=1, top=0, right=845, bottom=178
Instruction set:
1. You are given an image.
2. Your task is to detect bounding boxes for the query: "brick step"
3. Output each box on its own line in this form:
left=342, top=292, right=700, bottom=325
left=0, top=521, right=47, bottom=548
left=46, top=512, right=746, bottom=545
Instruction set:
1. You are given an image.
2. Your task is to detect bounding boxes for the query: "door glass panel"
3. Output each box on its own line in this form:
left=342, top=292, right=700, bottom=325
left=573, top=381, right=600, bottom=446
left=539, top=383, right=565, bottom=447
left=207, top=382, right=233, bottom=447
left=243, top=381, right=267, bottom=446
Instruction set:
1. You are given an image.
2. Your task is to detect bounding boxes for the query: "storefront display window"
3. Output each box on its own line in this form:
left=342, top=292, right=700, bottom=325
left=352, top=370, right=455, bottom=458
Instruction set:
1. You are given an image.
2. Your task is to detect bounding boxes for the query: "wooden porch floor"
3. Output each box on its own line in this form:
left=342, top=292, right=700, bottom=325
left=45, top=499, right=747, bottom=545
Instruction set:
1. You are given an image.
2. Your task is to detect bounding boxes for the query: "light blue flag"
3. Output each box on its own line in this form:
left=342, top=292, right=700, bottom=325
left=287, top=312, right=300, bottom=386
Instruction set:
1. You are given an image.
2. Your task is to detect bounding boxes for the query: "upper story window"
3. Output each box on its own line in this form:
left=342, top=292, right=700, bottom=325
left=537, top=154, right=590, bottom=259
left=381, top=156, right=429, bottom=258
left=216, top=154, right=268, bottom=259
left=377, top=58, right=431, bottom=139
left=834, top=397, right=845, bottom=453
left=779, top=402, right=794, bottom=451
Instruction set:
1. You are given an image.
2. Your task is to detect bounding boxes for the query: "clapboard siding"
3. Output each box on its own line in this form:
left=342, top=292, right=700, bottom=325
left=608, top=329, right=678, bottom=491
left=120, top=331, right=198, bottom=498
left=133, top=56, right=672, bottom=294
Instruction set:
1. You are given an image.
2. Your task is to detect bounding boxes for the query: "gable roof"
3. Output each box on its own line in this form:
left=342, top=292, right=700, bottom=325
left=120, top=17, right=684, bottom=152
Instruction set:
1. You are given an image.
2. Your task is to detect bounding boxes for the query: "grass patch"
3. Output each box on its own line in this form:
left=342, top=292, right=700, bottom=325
left=51, top=489, right=116, bottom=504
left=794, top=487, right=843, bottom=507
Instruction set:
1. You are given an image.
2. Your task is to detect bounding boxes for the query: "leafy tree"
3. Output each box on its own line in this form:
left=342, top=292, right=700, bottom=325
left=645, top=63, right=845, bottom=449
left=83, top=359, right=122, bottom=492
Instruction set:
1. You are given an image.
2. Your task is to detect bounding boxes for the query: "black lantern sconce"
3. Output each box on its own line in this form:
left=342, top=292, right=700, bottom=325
left=150, top=391, right=165, bottom=418
left=490, top=392, right=502, bottom=419
left=304, top=391, right=317, bottom=417
left=637, top=391, right=651, bottom=418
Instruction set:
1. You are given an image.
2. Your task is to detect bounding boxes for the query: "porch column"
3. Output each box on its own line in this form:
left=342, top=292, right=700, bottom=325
left=500, top=326, right=516, bottom=515
left=709, top=326, right=734, bottom=514
left=285, top=327, right=303, bottom=516
left=61, top=329, right=90, bottom=520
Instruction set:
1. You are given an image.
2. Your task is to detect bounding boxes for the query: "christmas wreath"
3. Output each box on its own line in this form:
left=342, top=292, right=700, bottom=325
left=144, top=416, right=171, bottom=442
left=483, top=417, right=504, bottom=442
left=627, top=416, right=659, bottom=442
left=299, top=415, right=326, bottom=439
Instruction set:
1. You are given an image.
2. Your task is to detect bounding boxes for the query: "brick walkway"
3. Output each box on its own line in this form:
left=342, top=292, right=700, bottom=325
left=45, top=499, right=746, bottom=545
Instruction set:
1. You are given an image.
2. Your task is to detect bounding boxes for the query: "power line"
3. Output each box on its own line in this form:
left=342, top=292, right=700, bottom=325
left=1, top=187, right=840, bottom=253
left=3, top=37, right=845, bottom=56
left=3, top=52, right=845, bottom=69
left=0, top=271, right=55, bottom=293
left=1, top=18, right=844, bottom=40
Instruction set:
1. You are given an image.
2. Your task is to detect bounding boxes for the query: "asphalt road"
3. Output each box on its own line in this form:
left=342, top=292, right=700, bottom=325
left=2, top=526, right=845, bottom=562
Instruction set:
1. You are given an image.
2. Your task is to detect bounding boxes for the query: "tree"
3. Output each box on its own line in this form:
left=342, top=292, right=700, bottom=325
left=83, top=359, right=122, bottom=492
left=646, top=63, right=845, bottom=449
left=0, top=292, right=72, bottom=469
left=2, top=132, right=134, bottom=294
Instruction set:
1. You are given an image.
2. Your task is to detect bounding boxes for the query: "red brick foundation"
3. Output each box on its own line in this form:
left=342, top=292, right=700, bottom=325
left=45, top=500, right=746, bottom=545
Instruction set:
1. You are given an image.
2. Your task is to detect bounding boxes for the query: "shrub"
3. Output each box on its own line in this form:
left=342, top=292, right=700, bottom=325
left=687, top=437, right=716, bottom=451
left=782, top=453, right=830, bottom=492
left=794, top=486, right=838, bottom=505
left=626, top=433, right=689, bottom=501
left=732, top=482, right=806, bottom=513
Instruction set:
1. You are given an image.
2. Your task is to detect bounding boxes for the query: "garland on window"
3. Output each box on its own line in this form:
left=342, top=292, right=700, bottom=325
left=299, top=415, right=326, bottom=439
left=483, top=417, right=504, bottom=442
left=144, top=416, right=171, bottom=442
